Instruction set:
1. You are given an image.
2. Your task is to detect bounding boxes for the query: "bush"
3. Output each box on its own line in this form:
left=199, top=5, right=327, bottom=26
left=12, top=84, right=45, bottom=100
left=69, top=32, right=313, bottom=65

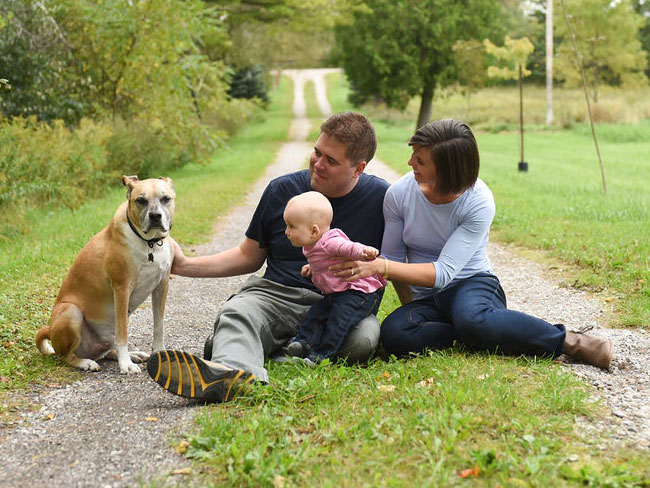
left=0, top=113, right=226, bottom=238
left=202, top=96, right=264, bottom=137
left=228, top=66, right=269, bottom=106
left=0, top=117, right=112, bottom=238
left=0, top=117, right=111, bottom=207
left=105, top=118, right=185, bottom=179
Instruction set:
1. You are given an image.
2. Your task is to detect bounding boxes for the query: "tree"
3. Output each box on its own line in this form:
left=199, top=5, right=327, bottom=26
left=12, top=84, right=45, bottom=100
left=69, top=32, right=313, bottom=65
left=452, top=40, right=487, bottom=119
left=0, top=0, right=91, bottom=123
left=484, top=36, right=534, bottom=171
left=333, top=0, right=503, bottom=129
left=206, top=0, right=358, bottom=72
left=554, top=0, right=648, bottom=102
left=546, top=0, right=553, bottom=125
left=631, top=0, right=650, bottom=79
left=0, top=0, right=233, bottom=128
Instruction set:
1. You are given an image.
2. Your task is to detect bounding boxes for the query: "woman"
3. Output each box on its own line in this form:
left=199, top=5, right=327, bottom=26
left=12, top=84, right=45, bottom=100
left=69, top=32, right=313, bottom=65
left=336, top=119, right=612, bottom=369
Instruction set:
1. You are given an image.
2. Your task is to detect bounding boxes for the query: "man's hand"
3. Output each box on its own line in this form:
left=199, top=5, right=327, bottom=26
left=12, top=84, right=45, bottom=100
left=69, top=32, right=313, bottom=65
left=169, top=238, right=187, bottom=275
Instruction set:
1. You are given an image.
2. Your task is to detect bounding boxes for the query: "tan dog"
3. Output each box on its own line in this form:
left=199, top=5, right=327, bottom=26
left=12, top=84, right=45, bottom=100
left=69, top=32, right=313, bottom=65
left=36, top=175, right=175, bottom=374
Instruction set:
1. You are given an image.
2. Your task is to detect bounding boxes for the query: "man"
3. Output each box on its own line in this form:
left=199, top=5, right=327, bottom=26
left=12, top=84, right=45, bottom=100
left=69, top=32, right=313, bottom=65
left=146, top=112, right=390, bottom=402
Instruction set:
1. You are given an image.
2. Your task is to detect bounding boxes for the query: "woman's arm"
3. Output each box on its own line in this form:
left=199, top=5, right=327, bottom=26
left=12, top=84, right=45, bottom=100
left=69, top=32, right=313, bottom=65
left=332, top=183, right=495, bottom=290
left=334, top=257, right=436, bottom=287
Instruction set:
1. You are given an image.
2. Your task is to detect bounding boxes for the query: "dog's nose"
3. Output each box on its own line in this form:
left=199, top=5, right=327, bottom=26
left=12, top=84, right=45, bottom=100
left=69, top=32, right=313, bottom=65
left=149, top=211, right=162, bottom=222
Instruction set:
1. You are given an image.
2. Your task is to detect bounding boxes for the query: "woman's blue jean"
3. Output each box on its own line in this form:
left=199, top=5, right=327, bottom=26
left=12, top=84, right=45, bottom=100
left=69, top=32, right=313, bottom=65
left=381, top=273, right=566, bottom=358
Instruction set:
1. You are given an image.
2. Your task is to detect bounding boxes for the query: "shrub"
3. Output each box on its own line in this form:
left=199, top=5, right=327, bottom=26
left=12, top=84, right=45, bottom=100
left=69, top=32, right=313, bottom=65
left=202, top=96, right=264, bottom=137
left=228, top=66, right=270, bottom=106
left=0, top=116, right=112, bottom=238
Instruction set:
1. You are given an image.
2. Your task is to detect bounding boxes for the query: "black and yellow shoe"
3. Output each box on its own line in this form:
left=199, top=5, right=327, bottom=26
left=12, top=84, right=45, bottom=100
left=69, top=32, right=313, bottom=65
left=147, top=350, right=255, bottom=402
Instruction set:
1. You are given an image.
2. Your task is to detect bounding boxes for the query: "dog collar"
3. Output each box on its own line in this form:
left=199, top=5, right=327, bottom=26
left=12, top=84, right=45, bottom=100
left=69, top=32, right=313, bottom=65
left=126, top=209, right=165, bottom=262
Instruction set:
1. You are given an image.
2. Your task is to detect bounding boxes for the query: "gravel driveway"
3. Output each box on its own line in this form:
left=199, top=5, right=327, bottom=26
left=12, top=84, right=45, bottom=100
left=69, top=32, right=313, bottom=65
left=1, top=69, right=648, bottom=488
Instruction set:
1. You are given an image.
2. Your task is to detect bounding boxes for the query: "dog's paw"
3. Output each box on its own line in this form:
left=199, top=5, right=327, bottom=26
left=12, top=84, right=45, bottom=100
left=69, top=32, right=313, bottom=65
left=119, top=361, right=141, bottom=375
left=78, top=359, right=101, bottom=371
left=129, top=350, right=150, bottom=363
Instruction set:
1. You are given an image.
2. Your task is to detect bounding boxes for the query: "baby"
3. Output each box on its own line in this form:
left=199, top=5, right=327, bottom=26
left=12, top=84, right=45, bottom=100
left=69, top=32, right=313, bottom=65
left=283, top=191, right=386, bottom=362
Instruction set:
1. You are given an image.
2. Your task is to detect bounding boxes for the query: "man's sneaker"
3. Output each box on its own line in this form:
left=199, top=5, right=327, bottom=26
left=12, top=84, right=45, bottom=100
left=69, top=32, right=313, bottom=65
left=147, top=350, right=255, bottom=402
left=203, top=333, right=214, bottom=360
left=287, top=341, right=305, bottom=358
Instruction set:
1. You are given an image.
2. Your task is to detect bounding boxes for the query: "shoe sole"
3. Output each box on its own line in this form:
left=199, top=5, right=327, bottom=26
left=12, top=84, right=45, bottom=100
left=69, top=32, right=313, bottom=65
left=147, top=350, right=255, bottom=402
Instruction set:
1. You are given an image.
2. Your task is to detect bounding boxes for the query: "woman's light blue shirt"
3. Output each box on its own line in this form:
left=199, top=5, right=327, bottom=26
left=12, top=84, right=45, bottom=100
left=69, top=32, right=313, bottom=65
left=381, top=172, right=495, bottom=300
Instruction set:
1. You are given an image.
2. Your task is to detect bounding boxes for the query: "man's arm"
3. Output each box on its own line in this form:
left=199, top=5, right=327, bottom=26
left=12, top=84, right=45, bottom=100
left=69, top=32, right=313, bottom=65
left=170, top=237, right=268, bottom=278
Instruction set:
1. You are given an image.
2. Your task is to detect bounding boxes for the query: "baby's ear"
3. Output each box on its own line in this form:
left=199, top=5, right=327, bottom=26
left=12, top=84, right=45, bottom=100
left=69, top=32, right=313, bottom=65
left=311, top=224, right=320, bottom=236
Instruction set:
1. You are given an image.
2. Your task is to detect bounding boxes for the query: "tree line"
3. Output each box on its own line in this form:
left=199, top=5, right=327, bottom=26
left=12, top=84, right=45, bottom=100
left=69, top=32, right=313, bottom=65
left=1, top=0, right=648, bottom=235
left=333, top=0, right=649, bottom=129
left=2, top=0, right=648, bottom=130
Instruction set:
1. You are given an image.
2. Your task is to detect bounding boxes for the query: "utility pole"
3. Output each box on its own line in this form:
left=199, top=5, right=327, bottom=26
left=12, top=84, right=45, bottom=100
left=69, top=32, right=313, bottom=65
left=546, top=0, right=554, bottom=125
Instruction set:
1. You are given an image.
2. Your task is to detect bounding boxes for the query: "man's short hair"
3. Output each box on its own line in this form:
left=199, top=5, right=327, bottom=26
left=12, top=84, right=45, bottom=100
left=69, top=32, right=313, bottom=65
left=408, top=119, right=479, bottom=195
left=320, top=112, right=377, bottom=166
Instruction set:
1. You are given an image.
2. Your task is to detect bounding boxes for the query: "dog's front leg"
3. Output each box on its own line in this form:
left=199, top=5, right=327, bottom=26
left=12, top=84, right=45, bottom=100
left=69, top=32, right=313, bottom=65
left=114, top=285, right=140, bottom=374
left=151, top=276, right=169, bottom=352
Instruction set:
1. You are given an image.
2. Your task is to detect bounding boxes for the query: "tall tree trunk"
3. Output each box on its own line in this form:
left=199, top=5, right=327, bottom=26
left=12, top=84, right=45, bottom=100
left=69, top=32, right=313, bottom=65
left=546, top=0, right=553, bottom=125
left=416, top=82, right=434, bottom=130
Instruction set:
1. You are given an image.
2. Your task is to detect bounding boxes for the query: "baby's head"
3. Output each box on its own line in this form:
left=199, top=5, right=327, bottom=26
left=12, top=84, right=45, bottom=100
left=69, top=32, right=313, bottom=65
left=283, top=191, right=333, bottom=247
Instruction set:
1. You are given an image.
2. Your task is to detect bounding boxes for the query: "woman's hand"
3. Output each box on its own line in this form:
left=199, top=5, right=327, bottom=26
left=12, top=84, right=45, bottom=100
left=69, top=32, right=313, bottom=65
left=329, top=257, right=384, bottom=281
left=301, top=264, right=312, bottom=277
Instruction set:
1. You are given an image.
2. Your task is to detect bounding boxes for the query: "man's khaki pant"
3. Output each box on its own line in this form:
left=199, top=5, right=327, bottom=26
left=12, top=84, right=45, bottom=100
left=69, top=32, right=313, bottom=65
left=208, top=275, right=380, bottom=383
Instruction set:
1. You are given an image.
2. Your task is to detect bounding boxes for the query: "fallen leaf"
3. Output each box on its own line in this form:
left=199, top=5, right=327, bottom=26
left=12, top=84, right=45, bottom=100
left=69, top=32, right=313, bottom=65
left=176, top=440, right=190, bottom=455
left=417, top=377, right=436, bottom=387
left=459, top=467, right=480, bottom=478
left=44, top=413, right=56, bottom=421
left=0, top=377, right=9, bottom=383
left=377, top=384, right=396, bottom=392
left=171, top=467, right=192, bottom=476
left=274, top=475, right=286, bottom=488
left=145, top=417, right=158, bottom=422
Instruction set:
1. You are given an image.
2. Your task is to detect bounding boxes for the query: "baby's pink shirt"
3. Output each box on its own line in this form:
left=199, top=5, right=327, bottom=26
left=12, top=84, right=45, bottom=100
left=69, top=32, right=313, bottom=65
left=303, top=228, right=386, bottom=295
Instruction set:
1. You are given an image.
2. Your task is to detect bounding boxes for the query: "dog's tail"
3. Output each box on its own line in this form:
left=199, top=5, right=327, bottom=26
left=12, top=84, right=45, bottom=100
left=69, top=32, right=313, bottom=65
left=35, top=327, right=56, bottom=356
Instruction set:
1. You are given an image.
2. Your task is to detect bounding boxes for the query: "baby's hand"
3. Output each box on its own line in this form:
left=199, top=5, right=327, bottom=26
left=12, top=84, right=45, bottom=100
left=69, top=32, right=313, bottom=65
left=301, top=264, right=312, bottom=277
left=361, top=246, right=379, bottom=261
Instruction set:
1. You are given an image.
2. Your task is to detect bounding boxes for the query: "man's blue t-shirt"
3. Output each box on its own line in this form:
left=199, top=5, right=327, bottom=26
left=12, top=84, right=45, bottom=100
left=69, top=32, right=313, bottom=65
left=246, top=170, right=389, bottom=292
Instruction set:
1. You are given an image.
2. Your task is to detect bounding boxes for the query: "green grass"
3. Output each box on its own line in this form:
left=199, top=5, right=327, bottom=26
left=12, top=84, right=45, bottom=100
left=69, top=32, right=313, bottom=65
left=327, top=71, right=650, bottom=328
left=183, top=355, right=650, bottom=487
left=303, top=79, right=322, bottom=120
left=0, top=75, right=294, bottom=394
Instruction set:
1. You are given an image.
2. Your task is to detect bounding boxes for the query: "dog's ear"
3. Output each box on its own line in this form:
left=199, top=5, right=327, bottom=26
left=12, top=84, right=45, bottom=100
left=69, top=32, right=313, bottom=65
left=158, top=176, right=174, bottom=189
left=122, top=175, right=139, bottom=199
